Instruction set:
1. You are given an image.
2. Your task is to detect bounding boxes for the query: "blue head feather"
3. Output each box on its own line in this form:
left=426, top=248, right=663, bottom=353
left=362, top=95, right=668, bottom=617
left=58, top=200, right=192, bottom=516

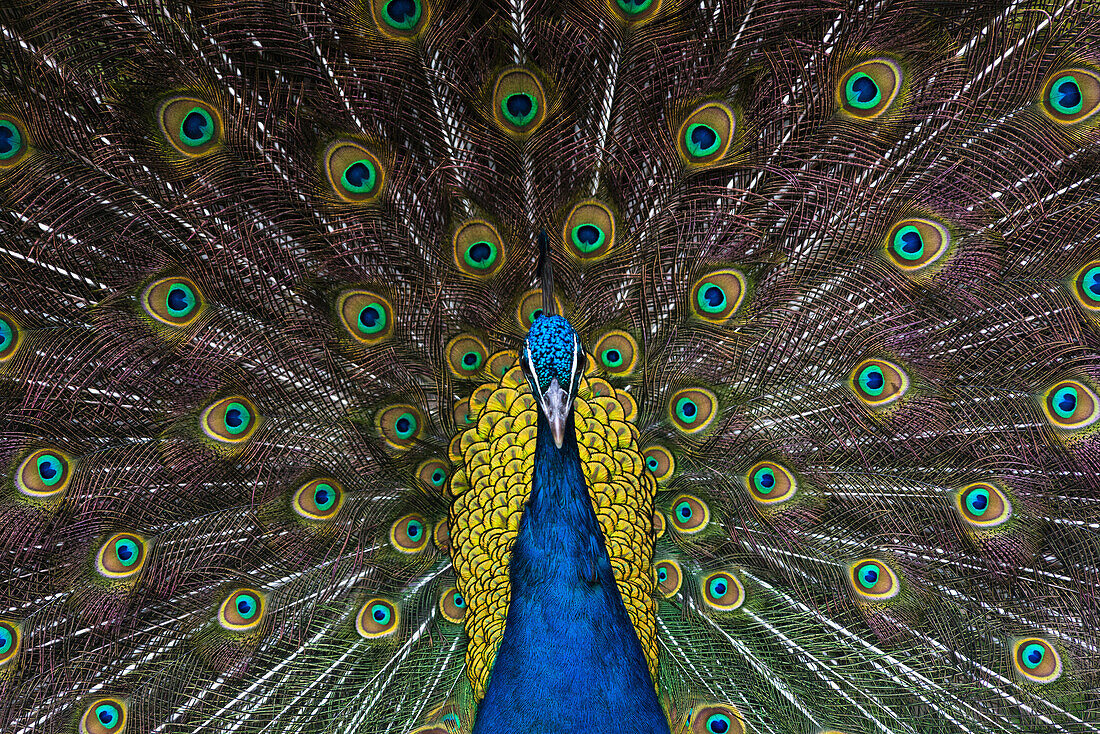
left=525, top=314, right=579, bottom=392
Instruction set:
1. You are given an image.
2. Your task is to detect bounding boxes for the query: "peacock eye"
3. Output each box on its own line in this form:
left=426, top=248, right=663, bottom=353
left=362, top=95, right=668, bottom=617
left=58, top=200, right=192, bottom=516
left=746, top=461, right=797, bottom=504
left=849, top=559, right=900, bottom=600
left=690, top=269, right=746, bottom=322
left=492, top=68, right=546, bottom=135
left=1042, top=379, right=1100, bottom=430
left=219, top=589, right=265, bottom=630
left=593, top=330, right=637, bottom=376
left=564, top=201, right=615, bottom=260
left=677, top=103, right=735, bottom=165
left=202, top=397, right=260, bottom=443
left=83, top=699, right=127, bottom=734
left=324, top=141, right=385, bottom=203
left=687, top=704, right=745, bottom=734
left=1013, top=637, right=1062, bottom=683
left=0, top=115, right=29, bottom=167
left=955, top=482, right=1011, bottom=528
left=453, top=220, right=505, bottom=277
left=97, top=533, right=147, bottom=578
left=1072, top=261, right=1100, bottom=310
left=653, top=560, right=681, bottom=596
left=0, top=312, right=19, bottom=362
left=702, top=571, right=745, bottom=610
left=614, top=0, right=657, bottom=20
left=293, top=478, right=343, bottom=520
left=1041, top=68, right=1100, bottom=124
left=669, top=388, right=717, bottom=434
left=158, top=96, right=222, bottom=156
left=338, top=290, right=394, bottom=344
left=377, top=0, right=423, bottom=32
left=357, top=598, right=400, bottom=638
left=440, top=587, right=466, bottom=623
left=390, top=514, right=430, bottom=553
left=447, top=335, right=488, bottom=377
left=418, top=460, right=450, bottom=490
left=850, top=359, right=909, bottom=407
left=142, top=276, right=204, bottom=327
left=0, top=620, right=20, bottom=665
left=17, top=448, right=73, bottom=498
left=884, top=218, right=950, bottom=271
left=838, top=59, right=902, bottom=119
left=670, top=494, right=709, bottom=533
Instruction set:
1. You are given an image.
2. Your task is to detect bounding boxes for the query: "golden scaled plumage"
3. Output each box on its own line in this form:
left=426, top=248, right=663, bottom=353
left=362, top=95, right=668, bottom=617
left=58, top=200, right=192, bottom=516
left=448, top=361, right=659, bottom=698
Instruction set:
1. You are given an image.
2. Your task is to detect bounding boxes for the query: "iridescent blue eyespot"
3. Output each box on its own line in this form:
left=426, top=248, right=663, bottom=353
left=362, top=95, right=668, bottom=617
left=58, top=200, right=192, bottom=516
left=358, top=598, right=399, bottom=637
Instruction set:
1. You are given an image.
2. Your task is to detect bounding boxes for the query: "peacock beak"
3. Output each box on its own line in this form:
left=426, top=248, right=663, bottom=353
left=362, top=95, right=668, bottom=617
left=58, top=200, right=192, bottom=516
left=540, top=378, right=571, bottom=449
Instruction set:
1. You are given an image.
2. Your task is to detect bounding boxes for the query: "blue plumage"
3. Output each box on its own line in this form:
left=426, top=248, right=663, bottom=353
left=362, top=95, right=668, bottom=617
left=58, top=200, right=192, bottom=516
left=472, top=407, right=669, bottom=734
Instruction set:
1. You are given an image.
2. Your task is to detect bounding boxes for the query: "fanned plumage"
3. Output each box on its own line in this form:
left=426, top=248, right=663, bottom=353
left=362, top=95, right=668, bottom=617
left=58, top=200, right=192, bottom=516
left=1, top=1, right=1099, bottom=732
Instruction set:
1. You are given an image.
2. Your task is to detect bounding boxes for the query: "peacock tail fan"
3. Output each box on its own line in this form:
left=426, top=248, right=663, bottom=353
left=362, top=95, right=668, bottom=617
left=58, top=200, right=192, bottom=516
left=0, top=1, right=1098, bottom=733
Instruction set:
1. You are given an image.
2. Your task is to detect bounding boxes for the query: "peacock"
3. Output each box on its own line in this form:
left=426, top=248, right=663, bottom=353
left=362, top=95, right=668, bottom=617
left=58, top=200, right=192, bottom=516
left=1, top=0, right=1099, bottom=732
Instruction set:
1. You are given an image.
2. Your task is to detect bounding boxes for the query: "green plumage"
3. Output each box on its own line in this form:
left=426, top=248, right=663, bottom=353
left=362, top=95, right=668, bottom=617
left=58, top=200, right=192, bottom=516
left=0, top=0, right=1098, bottom=732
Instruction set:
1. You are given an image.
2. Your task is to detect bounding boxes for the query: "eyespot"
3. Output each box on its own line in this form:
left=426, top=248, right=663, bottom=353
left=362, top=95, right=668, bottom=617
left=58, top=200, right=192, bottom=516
left=839, top=59, right=902, bottom=119
left=687, top=704, right=746, bottom=734
left=201, top=396, right=260, bottom=443
left=516, top=290, right=563, bottom=330
left=746, top=461, right=797, bottom=504
left=0, top=114, right=30, bottom=168
left=219, top=589, right=265, bottom=631
left=447, top=335, right=489, bottom=378
left=677, top=103, right=735, bottom=165
left=390, top=513, right=430, bottom=553
left=371, top=0, right=427, bottom=37
left=1041, top=69, right=1100, bottom=124
left=17, top=448, right=73, bottom=498
left=158, top=97, right=222, bottom=157
left=642, top=445, right=675, bottom=483
left=669, top=387, right=717, bottom=434
left=884, top=218, right=950, bottom=271
left=492, top=68, right=546, bottom=135
left=1013, top=637, right=1062, bottom=683
left=417, top=460, right=449, bottom=491
left=592, top=330, right=637, bottom=376
left=652, top=511, right=666, bottom=539
left=451, top=398, right=474, bottom=428
left=691, top=269, right=746, bottom=322
left=453, top=220, right=505, bottom=278
left=486, top=350, right=518, bottom=379
left=563, top=201, right=615, bottom=260
left=849, top=559, right=900, bottom=600
left=1043, top=379, right=1100, bottom=430
left=670, top=494, right=709, bottom=534
left=955, top=482, right=1012, bottom=528
left=81, top=698, right=127, bottom=734
left=611, top=0, right=660, bottom=22
left=96, top=533, right=147, bottom=579
left=0, top=312, right=20, bottom=362
left=324, top=141, right=385, bottom=203
left=293, top=478, right=343, bottom=520
left=1073, top=261, right=1100, bottom=311
left=440, top=587, right=466, bottom=623
left=338, top=290, right=394, bottom=344
left=0, top=620, right=21, bottom=666
left=357, top=598, right=399, bottom=638
left=378, top=404, right=425, bottom=449
left=654, top=559, right=682, bottom=597
left=142, top=276, right=204, bottom=327
left=702, top=571, right=745, bottom=611
left=850, top=359, right=909, bottom=407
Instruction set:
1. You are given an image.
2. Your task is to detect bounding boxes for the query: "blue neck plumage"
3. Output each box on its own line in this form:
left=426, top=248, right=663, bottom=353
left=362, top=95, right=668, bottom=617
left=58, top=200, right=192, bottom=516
left=471, top=409, right=670, bottom=734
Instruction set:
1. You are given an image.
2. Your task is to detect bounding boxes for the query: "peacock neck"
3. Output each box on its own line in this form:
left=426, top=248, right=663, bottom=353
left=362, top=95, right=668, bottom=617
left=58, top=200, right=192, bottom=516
left=471, top=410, right=670, bottom=734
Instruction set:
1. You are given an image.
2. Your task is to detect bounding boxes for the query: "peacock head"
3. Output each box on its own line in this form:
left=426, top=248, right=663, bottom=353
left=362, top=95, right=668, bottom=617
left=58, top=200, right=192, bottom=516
left=519, top=314, right=586, bottom=449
